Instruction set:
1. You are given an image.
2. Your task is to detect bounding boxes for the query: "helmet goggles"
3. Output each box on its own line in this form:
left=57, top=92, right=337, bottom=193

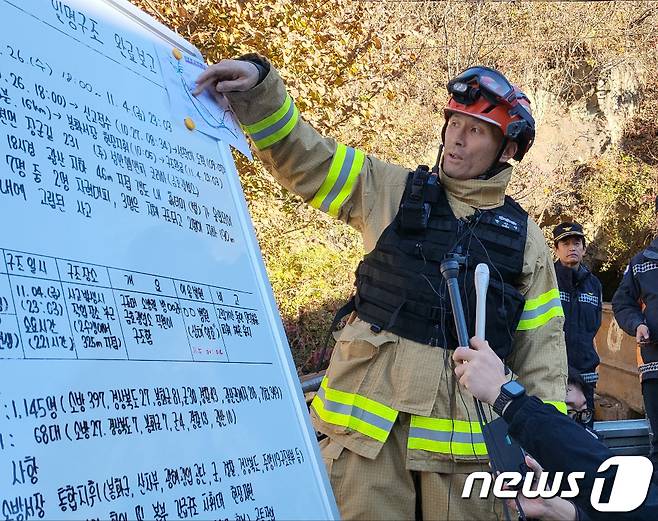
left=447, top=66, right=535, bottom=129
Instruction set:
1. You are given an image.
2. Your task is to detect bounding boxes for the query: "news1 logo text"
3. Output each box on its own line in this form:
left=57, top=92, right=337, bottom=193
left=462, top=456, right=653, bottom=512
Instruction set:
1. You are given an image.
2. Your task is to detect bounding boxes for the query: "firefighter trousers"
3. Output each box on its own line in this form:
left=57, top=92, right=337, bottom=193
left=319, top=414, right=504, bottom=520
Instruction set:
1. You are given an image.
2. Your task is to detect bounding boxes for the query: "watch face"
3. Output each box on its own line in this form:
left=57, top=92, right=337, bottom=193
left=503, top=380, right=525, bottom=398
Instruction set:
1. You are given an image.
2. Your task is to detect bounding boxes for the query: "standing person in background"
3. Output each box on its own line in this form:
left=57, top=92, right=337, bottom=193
left=612, top=197, right=658, bottom=478
left=196, top=56, right=568, bottom=520
left=553, top=222, right=602, bottom=427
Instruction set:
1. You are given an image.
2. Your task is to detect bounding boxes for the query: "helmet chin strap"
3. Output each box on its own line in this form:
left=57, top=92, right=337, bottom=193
left=478, top=137, right=509, bottom=180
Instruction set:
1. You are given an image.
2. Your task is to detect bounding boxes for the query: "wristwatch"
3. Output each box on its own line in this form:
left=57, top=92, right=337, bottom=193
left=493, top=380, right=526, bottom=416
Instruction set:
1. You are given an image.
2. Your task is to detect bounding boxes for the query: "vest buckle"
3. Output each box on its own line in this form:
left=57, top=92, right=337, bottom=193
left=400, top=166, right=431, bottom=232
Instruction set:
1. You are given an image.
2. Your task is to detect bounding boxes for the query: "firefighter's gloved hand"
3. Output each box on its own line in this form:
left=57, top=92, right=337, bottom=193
left=453, top=337, right=507, bottom=405
left=193, top=59, right=260, bottom=95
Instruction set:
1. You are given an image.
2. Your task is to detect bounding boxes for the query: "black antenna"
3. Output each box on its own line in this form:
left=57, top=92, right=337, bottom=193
left=431, top=144, right=443, bottom=174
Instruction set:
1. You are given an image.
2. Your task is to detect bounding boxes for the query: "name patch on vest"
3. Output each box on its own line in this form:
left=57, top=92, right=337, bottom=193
left=491, top=214, right=520, bottom=233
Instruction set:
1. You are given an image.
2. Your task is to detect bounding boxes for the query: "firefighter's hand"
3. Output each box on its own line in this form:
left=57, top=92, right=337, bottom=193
left=193, top=59, right=260, bottom=95
left=453, top=337, right=507, bottom=405
left=636, top=324, right=650, bottom=343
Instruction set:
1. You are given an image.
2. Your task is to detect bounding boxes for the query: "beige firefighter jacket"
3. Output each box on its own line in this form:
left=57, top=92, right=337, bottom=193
left=226, top=60, right=568, bottom=473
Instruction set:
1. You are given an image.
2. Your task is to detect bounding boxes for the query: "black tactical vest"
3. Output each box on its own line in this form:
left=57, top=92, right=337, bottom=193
left=354, top=166, right=528, bottom=359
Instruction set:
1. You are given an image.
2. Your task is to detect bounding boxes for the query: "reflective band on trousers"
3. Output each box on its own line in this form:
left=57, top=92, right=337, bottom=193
left=242, top=94, right=299, bottom=150
left=407, top=416, right=488, bottom=456
left=408, top=402, right=567, bottom=455
left=311, top=377, right=398, bottom=443
left=516, top=288, right=564, bottom=331
left=310, top=144, right=365, bottom=218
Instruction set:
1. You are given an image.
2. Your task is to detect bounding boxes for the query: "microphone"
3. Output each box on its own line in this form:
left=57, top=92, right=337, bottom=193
left=474, top=263, right=490, bottom=341
left=439, top=258, right=469, bottom=347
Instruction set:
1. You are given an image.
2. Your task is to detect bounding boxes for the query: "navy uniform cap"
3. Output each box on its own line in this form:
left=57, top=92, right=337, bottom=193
left=553, top=222, right=585, bottom=244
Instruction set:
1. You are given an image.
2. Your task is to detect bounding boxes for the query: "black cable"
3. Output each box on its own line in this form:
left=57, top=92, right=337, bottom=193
left=416, top=184, right=529, bottom=519
left=471, top=232, right=515, bottom=344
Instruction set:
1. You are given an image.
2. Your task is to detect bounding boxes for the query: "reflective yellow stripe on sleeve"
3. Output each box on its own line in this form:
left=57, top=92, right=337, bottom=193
left=309, top=144, right=365, bottom=218
left=242, top=94, right=299, bottom=150
left=407, top=416, right=488, bottom=456
left=311, top=377, right=397, bottom=443
left=516, top=288, right=564, bottom=331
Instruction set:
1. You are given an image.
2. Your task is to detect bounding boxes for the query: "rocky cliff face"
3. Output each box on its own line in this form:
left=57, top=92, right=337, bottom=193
left=596, top=63, right=641, bottom=144
left=526, top=61, right=643, bottom=177
left=509, top=60, right=652, bottom=286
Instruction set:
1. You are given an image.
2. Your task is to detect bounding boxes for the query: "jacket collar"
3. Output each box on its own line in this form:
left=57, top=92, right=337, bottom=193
left=554, top=261, right=590, bottom=290
left=439, top=165, right=512, bottom=210
left=644, top=237, right=658, bottom=260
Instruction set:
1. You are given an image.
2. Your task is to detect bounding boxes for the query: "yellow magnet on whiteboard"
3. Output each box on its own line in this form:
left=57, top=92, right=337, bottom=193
left=172, top=48, right=183, bottom=60
left=184, top=117, right=196, bottom=130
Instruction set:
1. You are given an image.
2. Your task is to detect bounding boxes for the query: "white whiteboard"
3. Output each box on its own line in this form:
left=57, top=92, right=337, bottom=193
left=0, top=0, right=338, bottom=519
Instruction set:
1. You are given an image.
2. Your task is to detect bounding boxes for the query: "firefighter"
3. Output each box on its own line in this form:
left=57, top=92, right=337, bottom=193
left=612, top=199, right=658, bottom=477
left=196, top=57, right=568, bottom=520
left=552, top=221, right=602, bottom=426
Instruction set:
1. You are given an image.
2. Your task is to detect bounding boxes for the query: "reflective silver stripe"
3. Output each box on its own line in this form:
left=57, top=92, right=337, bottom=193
left=408, top=426, right=485, bottom=444
left=519, top=297, right=562, bottom=321
left=249, top=100, right=296, bottom=142
left=633, top=262, right=658, bottom=276
left=578, top=293, right=599, bottom=306
left=639, top=362, right=658, bottom=375
left=580, top=372, right=599, bottom=384
left=319, top=146, right=355, bottom=213
left=316, top=384, right=395, bottom=432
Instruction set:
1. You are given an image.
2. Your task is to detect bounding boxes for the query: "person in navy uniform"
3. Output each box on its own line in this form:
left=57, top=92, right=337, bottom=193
left=553, top=222, right=602, bottom=426
left=613, top=197, right=658, bottom=476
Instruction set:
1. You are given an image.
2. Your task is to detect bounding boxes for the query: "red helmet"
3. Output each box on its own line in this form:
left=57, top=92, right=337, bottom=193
left=444, top=66, right=535, bottom=161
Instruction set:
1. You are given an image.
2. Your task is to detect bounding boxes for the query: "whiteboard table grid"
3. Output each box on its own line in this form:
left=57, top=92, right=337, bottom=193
left=0, top=247, right=270, bottom=363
